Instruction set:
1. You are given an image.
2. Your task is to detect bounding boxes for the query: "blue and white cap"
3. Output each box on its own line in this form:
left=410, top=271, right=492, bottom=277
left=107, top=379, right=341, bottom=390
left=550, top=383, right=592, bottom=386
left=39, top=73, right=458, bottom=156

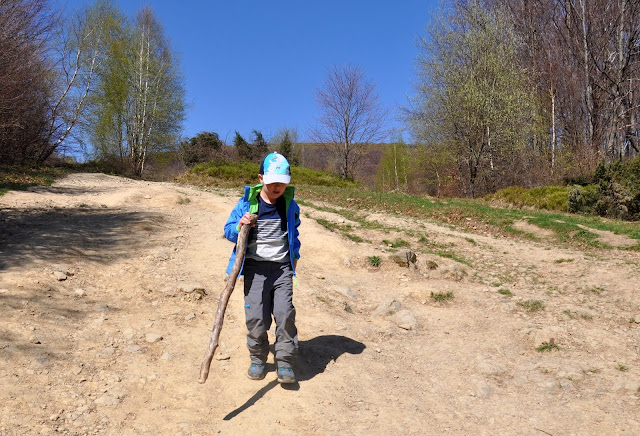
left=259, top=152, right=291, bottom=184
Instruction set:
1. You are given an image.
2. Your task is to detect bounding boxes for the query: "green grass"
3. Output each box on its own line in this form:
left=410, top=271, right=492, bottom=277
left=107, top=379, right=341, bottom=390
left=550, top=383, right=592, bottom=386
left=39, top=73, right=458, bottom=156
left=315, top=218, right=338, bottom=232
left=617, top=363, right=629, bottom=372
left=430, top=291, right=454, bottom=302
left=554, top=258, right=575, bottom=263
left=431, top=250, right=471, bottom=266
left=537, top=342, right=560, bottom=352
left=486, top=185, right=569, bottom=211
left=298, top=185, right=640, bottom=251
left=426, top=260, right=438, bottom=270
left=584, top=286, right=605, bottom=295
left=498, top=288, right=513, bottom=296
left=517, top=299, right=545, bottom=312
left=382, top=238, right=410, bottom=248
left=0, top=165, right=70, bottom=196
left=345, top=233, right=364, bottom=243
left=367, top=256, right=381, bottom=267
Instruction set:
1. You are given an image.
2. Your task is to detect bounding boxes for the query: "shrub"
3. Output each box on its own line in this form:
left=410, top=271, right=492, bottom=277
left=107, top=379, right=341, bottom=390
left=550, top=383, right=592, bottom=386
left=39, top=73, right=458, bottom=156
left=186, top=159, right=358, bottom=188
left=569, top=181, right=638, bottom=220
left=517, top=299, right=545, bottom=312
left=431, top=291, right=454, bottom=302
left=367, top=256, right=381, bottom=267
left=568, top=184, right=599, bottom=215
left=487, top=185, right=568, bottom=212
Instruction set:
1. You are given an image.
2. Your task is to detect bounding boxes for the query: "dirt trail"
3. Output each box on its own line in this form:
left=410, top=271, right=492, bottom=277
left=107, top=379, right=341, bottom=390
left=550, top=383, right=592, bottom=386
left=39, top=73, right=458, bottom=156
left=1, top=173, right=639, bottom=436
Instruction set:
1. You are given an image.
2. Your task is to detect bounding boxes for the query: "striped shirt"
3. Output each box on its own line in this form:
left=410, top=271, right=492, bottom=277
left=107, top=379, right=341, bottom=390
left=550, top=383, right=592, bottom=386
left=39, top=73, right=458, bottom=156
left=245, top=195, right=289, bottom=262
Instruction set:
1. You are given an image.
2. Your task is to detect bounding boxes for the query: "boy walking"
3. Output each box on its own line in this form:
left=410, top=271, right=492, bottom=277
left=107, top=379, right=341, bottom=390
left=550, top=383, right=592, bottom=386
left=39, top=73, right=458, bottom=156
left=223, top=152, right=301, bottom=383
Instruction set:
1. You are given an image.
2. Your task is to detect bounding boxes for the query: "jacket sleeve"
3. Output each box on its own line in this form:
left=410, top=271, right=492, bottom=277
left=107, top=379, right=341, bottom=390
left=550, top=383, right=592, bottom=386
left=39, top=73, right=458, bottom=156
left=224, top=198, right=247, bottom=243
left=291, top=201, right=301, bottom=260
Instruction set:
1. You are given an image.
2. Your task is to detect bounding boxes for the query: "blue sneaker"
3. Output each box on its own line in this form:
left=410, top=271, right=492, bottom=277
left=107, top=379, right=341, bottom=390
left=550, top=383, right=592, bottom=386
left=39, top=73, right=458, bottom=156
left=247, top=363, right=266, bottom=380
left=277, top=366, right=296, bottom=384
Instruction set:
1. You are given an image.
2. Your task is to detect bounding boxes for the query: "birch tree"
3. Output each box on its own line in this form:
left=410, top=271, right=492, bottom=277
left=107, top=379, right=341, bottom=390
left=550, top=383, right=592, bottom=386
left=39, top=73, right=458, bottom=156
left=410, top=0, right=537, bottom=197
left=311, top=65, right=388, bottom=180
left=376, top=139, right=409, bottom=192
left=45, top=0, right=121, bottom=163
left=126, top=7, right=184, bottom=176
left=85, top=3, right=129, bottom=166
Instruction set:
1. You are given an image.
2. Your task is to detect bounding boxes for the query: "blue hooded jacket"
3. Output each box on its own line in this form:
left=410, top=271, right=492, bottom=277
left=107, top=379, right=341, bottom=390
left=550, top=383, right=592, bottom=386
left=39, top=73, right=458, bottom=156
left=224, top=184, right=300, bottom=275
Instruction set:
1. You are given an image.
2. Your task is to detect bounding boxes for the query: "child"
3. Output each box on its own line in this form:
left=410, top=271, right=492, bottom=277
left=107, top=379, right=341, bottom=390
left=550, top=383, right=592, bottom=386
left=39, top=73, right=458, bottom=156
left=223, top=152, right=301, bottom=383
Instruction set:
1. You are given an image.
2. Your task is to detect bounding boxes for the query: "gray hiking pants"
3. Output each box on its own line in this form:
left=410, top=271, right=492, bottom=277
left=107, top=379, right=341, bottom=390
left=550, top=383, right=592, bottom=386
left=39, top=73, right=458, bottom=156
left=243, top=259, right=298, bottom=367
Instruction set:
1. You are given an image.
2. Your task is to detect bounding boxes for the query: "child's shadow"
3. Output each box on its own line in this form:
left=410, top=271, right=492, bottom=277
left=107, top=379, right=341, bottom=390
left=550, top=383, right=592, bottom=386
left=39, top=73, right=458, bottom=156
left=296, top=334, right=366, bottom=381
left=223, top=335, right=366, bottom=420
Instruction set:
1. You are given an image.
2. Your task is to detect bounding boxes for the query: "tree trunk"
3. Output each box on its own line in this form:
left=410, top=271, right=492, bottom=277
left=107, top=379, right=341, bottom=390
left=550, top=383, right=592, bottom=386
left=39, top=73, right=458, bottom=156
left=551, top=84, right=556, bottom=170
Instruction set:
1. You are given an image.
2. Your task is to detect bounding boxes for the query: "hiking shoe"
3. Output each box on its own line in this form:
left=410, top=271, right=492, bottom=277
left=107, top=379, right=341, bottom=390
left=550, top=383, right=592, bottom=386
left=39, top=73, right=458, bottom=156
left=277, top=367, right=296, bottom=384
left=247, top=363, right=266, bottom=380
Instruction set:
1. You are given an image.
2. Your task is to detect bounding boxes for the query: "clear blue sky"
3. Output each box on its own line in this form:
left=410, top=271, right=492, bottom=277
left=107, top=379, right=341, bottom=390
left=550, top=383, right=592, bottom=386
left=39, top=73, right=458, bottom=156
left=57, top=0, right=439, bottom=143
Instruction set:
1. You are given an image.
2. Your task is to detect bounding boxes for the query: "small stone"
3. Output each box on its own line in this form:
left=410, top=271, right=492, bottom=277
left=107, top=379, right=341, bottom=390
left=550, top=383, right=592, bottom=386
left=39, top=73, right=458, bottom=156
left=94, top=304, right=110, bottom=312
left=159, top=287, right=177, bottom=297
left=179, top=284, right=205, bottom=294
left=439, top=264, right=467, bottom=281
left=476, top=361, right=505, bottom=376
left=392, top=310, right=417, bottom=330
left=476, top=381, right=492, bottom=398
left=373, top=298, right=402, bottom=316
left=215, top=353, right=230, bottom=361
left=160, top=352, right=171, bottom=360
left=101, top=347, right=116, bottom=355
left=53, top=271, right=67, bottom=281
left=333, top=286, right=357, bottom=300
left=49, top=414, right=59, bottom=421
left=145, top=333, right=163, bottom=343
left=94, top=394, right=120, bottom=406
left=389, top=250, right=417, bottom=267
left=124, top=346, right=142, bottom=353
left=184, top=313, right=196, bottom=321
left=74, top=288, right=86, bottom=297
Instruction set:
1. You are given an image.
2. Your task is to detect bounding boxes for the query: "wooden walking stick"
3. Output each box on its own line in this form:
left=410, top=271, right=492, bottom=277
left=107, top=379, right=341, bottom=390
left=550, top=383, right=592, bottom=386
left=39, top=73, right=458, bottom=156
left=198, top=213, right=257, bottom=384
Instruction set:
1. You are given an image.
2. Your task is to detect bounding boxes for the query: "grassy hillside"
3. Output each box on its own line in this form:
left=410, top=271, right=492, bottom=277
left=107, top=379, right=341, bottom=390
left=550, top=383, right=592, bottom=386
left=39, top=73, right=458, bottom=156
left=175, top=161, right=639, bottom=251
left=177, top=159, right=358, bottom=188
left=297, top=185, right=640, bottom=251
left=0, top=166, right=69, bottom=196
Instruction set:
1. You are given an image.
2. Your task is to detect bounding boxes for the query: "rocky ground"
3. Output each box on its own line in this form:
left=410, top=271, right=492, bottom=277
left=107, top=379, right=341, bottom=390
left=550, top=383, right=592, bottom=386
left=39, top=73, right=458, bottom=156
left=0, top=173, right=639, bottom=436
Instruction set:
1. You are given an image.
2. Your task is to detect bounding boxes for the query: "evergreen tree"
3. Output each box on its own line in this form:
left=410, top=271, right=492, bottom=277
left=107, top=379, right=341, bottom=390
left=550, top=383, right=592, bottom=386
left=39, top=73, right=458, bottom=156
left=251, top=129, right=268, bottom=160
left=234, top=131, right=251, bottom=161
